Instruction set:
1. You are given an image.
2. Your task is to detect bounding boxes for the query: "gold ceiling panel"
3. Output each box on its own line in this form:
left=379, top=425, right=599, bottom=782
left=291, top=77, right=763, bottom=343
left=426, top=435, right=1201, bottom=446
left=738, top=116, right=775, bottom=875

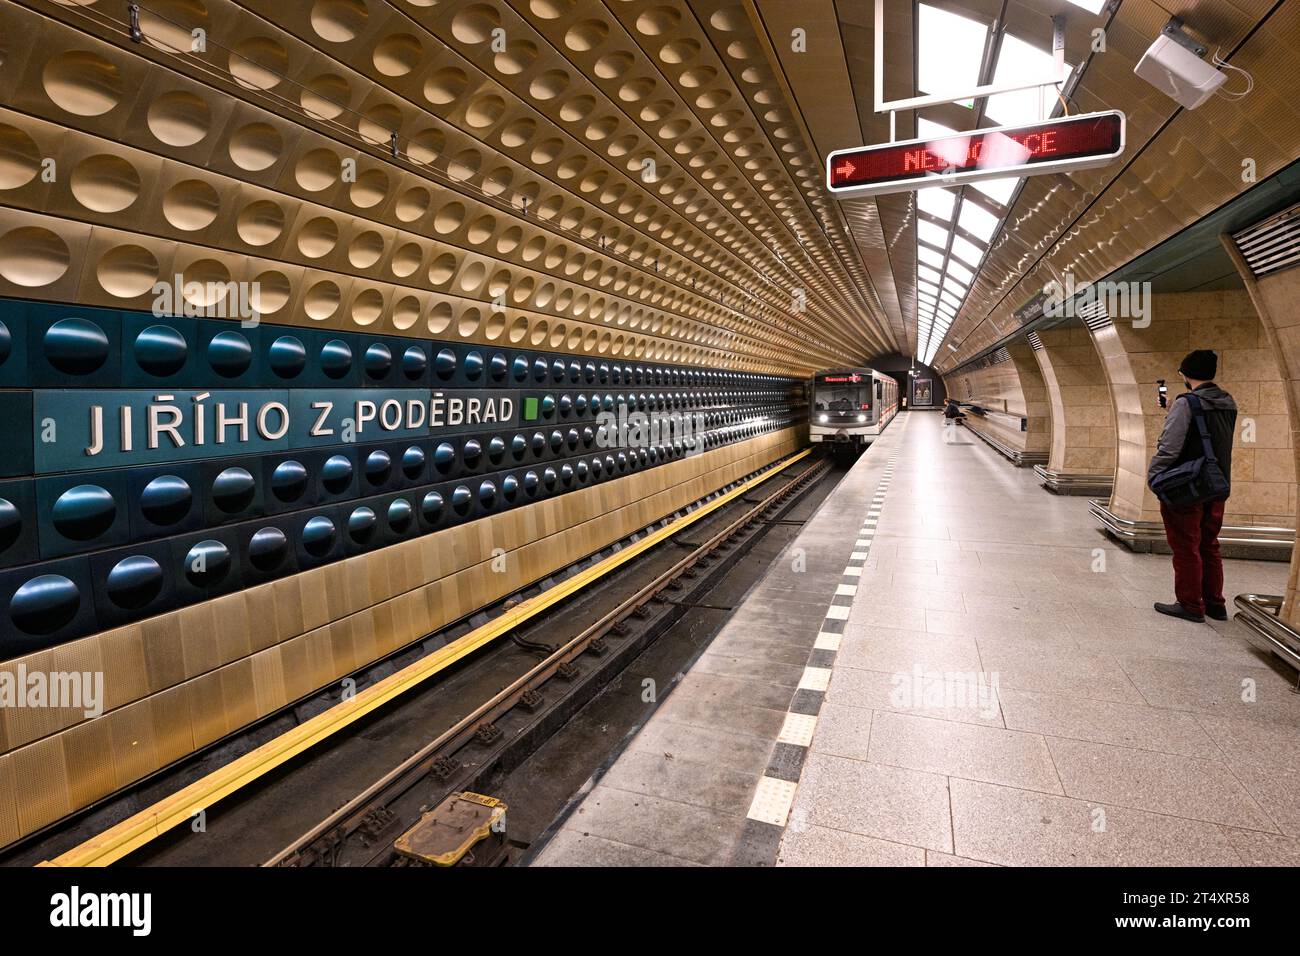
left=750, top=0, right=910, bottom=359
left=838, top=0, right=917, bottom=359
left=562, top=0, right=882, bottom=355
left=3, top=0, right=901, bottom=376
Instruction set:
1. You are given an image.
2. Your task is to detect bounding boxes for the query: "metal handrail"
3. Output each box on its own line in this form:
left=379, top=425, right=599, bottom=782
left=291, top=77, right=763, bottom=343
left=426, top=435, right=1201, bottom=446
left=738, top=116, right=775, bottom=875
left=1090, top=501, right=1295, bottom=546
left=1234, top=593, right=1300, bottom=674
left=960, top=420, right=1048, bottom=467
left=1033, top=465, right=1114, bottom=494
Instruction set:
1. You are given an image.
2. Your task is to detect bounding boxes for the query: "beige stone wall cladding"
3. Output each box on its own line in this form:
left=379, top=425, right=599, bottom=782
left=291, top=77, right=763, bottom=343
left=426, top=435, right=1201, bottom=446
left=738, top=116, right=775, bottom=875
left=1033, top=324, right=1117, bottom=475
left=0, top=428, right=803, bottom=847
left=1096, top=289, right=1295, bottom=527
left=948, top=343, right=1050, bottom=456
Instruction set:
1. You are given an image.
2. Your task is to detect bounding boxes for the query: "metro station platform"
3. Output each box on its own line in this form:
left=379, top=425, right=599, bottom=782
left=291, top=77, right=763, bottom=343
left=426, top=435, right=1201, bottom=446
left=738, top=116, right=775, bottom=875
left=533, top=411, right=1298, bottom=867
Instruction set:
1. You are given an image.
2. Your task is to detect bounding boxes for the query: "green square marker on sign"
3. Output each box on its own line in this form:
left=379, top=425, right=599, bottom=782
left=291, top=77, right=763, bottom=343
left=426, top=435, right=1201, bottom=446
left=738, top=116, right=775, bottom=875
left=523, top=396, right=539, bottom=421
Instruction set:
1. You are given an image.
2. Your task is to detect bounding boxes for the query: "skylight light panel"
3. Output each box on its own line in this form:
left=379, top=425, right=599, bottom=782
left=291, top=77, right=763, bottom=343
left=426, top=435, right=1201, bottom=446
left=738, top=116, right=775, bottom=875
left=917, top=187, right=957, bottom=221
left=918, top=264, right=942, bottom=284
left=984, top=34, right=1074, bottom=127
left=971, top=176, right=1020, bottom=207
left=958, top=201, right=1000, bottom=242
left=946, top=259, right=975, bottom=284
left=918, top=246, right=945, bottom=269
left=1065, top=0, right=1105, bottom=14
left=950, top=235, right=984, bottom=267
left=918, top=220, right=949, bottom=248
left=917, top=5, right=989, bottom=103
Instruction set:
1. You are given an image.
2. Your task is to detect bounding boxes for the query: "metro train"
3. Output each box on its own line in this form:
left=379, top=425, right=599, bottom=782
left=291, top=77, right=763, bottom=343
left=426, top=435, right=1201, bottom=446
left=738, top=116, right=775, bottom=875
left=809, top=367, right=899, bottom=448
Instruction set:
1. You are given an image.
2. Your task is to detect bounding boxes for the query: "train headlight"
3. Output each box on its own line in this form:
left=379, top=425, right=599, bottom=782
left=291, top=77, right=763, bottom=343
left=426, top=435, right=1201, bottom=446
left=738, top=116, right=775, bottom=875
left=818, top=414, right=828, bottom=423
left=857, top=414, right=866, bottom=423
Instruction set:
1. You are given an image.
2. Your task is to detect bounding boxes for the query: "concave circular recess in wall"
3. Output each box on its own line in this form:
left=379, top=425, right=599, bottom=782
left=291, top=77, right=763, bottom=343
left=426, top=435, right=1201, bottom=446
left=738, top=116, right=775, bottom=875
left=427, top=252, right=457, bottom=285
left=350, top=288, right=384, bottom=326
left=69, top=154, right=141, bottom=213
left=147, top=90, right=211, bottom=147
left=304, top=280, right=341, bottom=321
left=229, top=122, right=282, bottom=172
left=236, top=200, right=285, bottom=246
left=180, top=258, right=231, bottom=308
left=0, top=124, right=41, bottom=190
left=43, top=50, right=122, bottom=117
left=0, top=227, right=70, bottom=288
left=250, top=270, right=290, bottom=315
left=395, top=186, right=430, bottom=222
left=348, top=230, right=384, bottom=269
left=229, top=36, right=288, bottom=91
left=163, top=178, right=220, bottom=231
left=310, top=0, right=368, bottom=43
left=295, top=149, right=339, bottom=192
left=301, top=73, right=349, bottom=121
left=373, top=33, right=422, bottom=77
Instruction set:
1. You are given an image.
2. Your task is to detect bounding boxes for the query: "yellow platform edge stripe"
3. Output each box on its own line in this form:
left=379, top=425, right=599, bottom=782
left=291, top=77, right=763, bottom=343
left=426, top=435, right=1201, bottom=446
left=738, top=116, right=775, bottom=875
left=41, top=447, right=811, bottom=867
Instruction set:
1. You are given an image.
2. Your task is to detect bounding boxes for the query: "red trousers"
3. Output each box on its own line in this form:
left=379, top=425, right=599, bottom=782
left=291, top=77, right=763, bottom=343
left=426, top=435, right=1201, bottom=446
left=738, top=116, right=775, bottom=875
left=1159, top=498, right=1227, bottom=615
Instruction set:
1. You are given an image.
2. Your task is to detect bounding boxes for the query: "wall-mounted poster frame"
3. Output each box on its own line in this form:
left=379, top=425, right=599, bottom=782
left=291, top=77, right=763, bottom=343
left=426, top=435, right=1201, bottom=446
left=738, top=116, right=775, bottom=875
left=912, top=377, right=935, bottom=407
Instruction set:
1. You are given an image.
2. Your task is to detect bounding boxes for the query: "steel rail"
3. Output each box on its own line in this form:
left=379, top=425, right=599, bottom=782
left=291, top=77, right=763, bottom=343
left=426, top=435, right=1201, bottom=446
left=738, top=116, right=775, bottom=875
left=43, top=447, right=816, bottom=867
left=264, top=455, right=830, bottom=866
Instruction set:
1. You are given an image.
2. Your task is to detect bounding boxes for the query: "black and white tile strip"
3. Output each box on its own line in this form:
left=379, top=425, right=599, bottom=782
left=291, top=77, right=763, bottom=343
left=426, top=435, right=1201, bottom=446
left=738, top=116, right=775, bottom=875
left=731, top=427, right=902, bottom=865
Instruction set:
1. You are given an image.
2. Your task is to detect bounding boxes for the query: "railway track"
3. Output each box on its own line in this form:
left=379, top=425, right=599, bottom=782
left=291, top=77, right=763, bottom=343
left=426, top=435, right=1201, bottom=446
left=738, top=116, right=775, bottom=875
left=15, top=448, right=836, bottom=868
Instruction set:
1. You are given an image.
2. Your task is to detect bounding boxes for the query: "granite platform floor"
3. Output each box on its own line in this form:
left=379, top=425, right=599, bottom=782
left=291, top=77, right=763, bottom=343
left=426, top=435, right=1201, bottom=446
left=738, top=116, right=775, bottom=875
left=532, top=411, right=1300, bottom=867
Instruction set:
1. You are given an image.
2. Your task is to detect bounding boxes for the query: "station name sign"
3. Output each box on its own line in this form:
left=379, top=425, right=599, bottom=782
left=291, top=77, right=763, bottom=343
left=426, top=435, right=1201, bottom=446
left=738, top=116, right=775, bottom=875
left=33, top=388, right=520, bottom=473
left=826, top=110, right=1125, bottom=197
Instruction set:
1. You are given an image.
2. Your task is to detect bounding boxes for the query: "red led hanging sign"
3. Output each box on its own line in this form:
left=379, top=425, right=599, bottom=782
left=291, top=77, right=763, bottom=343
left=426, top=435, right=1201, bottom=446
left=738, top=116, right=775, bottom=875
left=826, top=110, right=1125, bottom=197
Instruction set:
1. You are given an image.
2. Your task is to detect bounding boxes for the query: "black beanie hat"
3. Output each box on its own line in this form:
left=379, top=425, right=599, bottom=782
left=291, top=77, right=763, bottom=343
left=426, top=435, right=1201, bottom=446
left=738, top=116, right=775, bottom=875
left=1179, top=349, right=1217, bottom=381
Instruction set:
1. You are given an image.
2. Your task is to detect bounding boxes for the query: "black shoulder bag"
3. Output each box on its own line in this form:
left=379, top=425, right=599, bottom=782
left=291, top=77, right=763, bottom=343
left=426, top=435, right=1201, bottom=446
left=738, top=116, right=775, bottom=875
left=1149, top=394, right=1230, bottom=506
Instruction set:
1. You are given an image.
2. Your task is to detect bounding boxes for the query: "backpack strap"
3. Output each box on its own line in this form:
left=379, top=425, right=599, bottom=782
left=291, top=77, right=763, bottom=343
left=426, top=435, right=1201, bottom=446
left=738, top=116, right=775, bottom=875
left=1184, top=393, right=1218, bottom=463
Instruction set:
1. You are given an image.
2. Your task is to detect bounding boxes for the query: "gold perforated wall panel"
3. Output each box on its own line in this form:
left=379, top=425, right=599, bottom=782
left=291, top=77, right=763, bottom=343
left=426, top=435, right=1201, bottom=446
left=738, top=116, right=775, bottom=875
left=0, top=425, right=801, bottom=844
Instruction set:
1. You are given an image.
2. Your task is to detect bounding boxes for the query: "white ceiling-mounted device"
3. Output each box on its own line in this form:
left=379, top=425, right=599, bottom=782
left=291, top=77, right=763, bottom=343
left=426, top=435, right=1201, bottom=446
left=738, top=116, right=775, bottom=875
left=1134, top=18, right=1227, bottom=109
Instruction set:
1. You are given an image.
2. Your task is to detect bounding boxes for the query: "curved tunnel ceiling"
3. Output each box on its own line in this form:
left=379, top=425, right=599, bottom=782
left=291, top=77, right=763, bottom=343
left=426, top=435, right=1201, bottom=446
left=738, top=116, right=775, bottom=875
left=1, top=0, right=1295, bottom=380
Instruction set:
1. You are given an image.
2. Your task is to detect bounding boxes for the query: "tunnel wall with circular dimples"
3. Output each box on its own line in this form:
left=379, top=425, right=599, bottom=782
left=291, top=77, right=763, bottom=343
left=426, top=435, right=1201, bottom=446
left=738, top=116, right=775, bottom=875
left=0, top=295, right=802, bottom=657
left=0, top=0, right=873, bottom=380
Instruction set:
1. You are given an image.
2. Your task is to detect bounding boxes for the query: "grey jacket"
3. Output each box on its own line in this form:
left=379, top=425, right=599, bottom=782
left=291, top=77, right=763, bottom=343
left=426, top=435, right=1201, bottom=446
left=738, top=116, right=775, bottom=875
left=1147, top=383, right=1237, bottom=489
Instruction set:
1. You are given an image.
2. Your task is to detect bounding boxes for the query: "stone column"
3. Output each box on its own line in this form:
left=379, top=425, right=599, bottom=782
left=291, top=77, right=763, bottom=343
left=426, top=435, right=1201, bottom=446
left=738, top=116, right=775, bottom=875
left=1223, top=232, right=1300, bottom=620
left=1031, top=323, right=1117, bottom=479
left=946, top=343, right=1050, bottom=463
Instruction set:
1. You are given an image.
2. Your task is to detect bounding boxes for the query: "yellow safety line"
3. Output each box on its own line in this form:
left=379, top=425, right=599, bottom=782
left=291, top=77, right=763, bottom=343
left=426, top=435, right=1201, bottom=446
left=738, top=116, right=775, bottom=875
left=42, top=448, right=811, bottom=867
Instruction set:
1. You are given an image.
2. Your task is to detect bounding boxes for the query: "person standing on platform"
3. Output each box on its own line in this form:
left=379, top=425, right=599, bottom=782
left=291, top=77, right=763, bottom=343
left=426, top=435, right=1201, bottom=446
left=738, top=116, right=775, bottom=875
left=1147, top=349, right=1237, bottom=623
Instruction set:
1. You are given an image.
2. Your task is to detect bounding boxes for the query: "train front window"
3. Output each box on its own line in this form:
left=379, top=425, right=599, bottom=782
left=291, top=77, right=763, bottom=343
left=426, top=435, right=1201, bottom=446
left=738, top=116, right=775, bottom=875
left=814, top=380, right=871, bottom=413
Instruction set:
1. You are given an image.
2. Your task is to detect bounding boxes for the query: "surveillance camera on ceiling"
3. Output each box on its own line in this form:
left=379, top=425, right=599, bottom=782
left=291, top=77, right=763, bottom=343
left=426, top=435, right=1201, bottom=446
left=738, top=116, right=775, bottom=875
left=1134, top=18, right=1227, bottom=109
